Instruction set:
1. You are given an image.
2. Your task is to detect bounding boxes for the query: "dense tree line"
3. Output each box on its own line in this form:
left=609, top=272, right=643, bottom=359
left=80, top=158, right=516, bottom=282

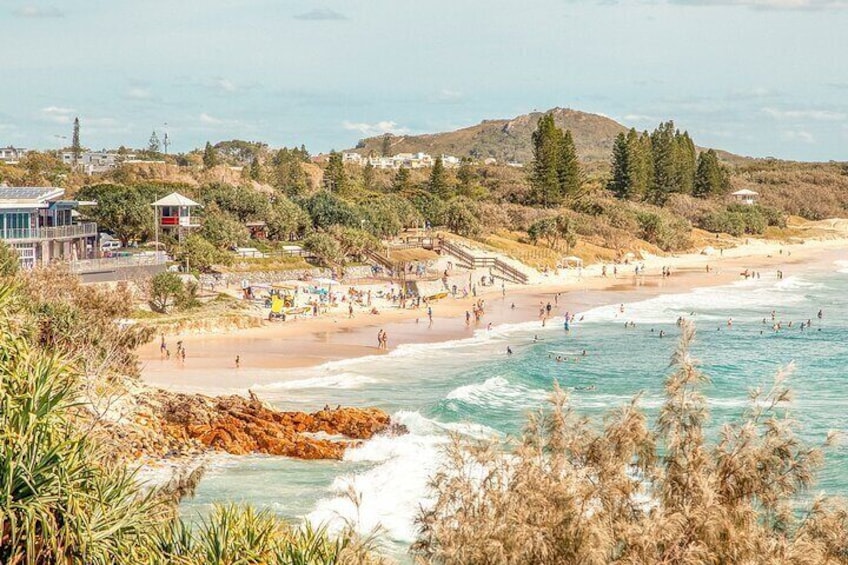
left=529, top=113, right=582, bottom=207
left=609, top=122, right=729, bottom=204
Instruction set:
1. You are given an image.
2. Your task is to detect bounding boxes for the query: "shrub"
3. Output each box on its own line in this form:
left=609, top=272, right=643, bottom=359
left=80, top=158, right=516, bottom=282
left=444, top=197, right=481, bottom=237
left=175, top=234, right=231, bottom=272
left=148, top=272, right=191, bottom=314
left=0, top=283, right=166, bottom=563
left=414, top=323, right=848, bottom=564
left=303, top=232, right=343, bottom=268
left=636, top=210, right=692, bottom=250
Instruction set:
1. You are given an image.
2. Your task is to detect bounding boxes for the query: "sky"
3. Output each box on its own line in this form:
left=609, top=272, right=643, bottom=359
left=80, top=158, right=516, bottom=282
left=0, top=0, right=846, bottom=161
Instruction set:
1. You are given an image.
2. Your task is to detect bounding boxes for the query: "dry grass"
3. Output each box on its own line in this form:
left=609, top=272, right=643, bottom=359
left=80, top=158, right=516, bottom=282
left=414, top=323, right=848, bottom=564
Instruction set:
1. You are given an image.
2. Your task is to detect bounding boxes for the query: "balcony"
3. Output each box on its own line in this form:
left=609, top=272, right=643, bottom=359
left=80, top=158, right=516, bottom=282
left=0, top=222, right=98, bottom=242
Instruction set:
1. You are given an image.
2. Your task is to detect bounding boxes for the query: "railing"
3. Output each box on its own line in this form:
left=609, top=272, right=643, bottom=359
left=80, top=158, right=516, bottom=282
left=1, top=223, right=98, bottom=242
left=69, top=251, right=168, bottom=273
left=440, top=239, right=529, bottom=284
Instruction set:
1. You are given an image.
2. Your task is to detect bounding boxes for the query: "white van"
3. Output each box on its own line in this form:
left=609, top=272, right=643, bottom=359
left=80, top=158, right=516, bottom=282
left=100, top=240, right=121, bottom=252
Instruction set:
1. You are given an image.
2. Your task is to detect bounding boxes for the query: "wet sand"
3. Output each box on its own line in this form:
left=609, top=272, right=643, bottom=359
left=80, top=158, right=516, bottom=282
left=138, top=238, right=847, bottom=395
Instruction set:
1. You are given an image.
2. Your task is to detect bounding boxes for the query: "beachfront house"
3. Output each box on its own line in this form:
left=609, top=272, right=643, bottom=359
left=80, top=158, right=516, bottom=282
left=731, top=189, right=759, bottom=205
left=0, top=186, right=98, bottom=269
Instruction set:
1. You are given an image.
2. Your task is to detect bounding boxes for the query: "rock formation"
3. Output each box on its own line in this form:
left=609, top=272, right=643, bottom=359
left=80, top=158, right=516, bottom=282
left=149, top=392, right=392, bottom=460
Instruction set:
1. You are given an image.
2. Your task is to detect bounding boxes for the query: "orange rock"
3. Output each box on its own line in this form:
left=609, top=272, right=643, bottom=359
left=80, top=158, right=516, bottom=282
left=149, top=392, right=394, bottom=460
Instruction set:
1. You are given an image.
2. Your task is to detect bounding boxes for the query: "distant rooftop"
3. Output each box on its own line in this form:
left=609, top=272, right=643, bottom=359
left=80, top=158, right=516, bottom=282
left=151, top=192, right=201, bottom=207
left=0, top=186, right=64, bottom=203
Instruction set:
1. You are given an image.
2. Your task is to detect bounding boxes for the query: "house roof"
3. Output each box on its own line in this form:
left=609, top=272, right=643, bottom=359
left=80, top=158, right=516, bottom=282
left=150, top=192, right=201, bottom=207
left=732, top=189, right=759, bottom=196
left=0, top=187, right=65, bottom=208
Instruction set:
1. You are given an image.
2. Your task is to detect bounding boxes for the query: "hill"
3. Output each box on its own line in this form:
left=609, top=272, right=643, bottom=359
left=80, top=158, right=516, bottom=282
left=351, top=107, right=629, bottom=164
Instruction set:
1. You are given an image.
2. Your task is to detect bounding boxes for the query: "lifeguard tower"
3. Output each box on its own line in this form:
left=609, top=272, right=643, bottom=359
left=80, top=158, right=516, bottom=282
left=151, top=192, right=201, bottom=245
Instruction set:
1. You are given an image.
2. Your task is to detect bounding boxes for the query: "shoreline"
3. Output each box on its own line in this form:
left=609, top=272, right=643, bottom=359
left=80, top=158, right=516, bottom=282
left=138, top=237, right=848, bottom=395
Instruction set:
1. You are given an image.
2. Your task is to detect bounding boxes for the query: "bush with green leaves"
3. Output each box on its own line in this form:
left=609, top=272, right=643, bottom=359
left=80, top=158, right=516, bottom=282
left=303, top=232, right=343, bottom=268
left=444, top=196, right=481, bottom=237
left=0, top=241, right=20, bottom=278
left=155, top=504, right=385, bottom=565
left=302, top=191, right=362, bottom=230
left=700, top=204, right=785, bottom=236
left=636, top=210, right=692, bottom=250
left=0, top=283, right=167, bottom=563
left=148, top=272, right=199, bottom=314
left=175, top=234, right=231, bottom=272
left=200, top=206, right=250, bottom=249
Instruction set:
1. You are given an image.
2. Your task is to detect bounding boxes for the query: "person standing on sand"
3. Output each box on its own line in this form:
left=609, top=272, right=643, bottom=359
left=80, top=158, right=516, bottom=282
left=377, top=329, right=384, bottom=349
left=381, top=330, right=388, bottom=350
left=348, top=303, right=354, bottom=319
left=235, top=355, right=240, bottom=368
left=180, top=348, right=186, bottom=362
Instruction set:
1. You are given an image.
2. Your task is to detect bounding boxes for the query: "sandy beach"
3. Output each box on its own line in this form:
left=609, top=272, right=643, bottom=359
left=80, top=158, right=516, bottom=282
left=138, top=237, right=848, bottom=394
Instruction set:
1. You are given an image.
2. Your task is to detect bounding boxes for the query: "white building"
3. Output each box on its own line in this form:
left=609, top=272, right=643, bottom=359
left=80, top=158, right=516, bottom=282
left=0, top=187, right=98, bottom=268
left=61, top=151, right=137, bottom=174
left=342, top=152, right=365, bottom=165
left=731, top=189, right=759, bottom=205
left=0, top=146, right=28, bottom=164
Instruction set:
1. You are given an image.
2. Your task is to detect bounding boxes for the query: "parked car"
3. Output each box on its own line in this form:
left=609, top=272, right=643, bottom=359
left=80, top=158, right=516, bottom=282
left=100, top=240, right=121, bottom=252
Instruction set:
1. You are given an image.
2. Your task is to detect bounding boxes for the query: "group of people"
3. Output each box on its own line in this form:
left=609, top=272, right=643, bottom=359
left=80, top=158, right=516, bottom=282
left=159, top=334, right=186, bottom=362
left=376, top=329, right=389, bottom=350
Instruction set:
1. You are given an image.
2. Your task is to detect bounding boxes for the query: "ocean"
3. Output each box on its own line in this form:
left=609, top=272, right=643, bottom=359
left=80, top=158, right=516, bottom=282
left=182, top=258, right=848, bottom=560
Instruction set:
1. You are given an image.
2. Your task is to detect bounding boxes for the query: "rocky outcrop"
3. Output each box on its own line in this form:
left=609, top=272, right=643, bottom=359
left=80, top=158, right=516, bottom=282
left=148, top=392, right=392, bottom=460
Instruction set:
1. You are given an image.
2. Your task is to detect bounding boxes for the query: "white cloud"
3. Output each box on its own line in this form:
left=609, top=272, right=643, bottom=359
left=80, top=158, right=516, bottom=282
left=781, top=130, right=816, bottom=143
left=670, top=0, right=848, bottom=9
left=126, top=87, right=153, bottom=100
left=13, top=5, right=64, bottom=18
left=436, top=89, right=463, bottom=102
left=199, top=113, right=225, bottom=125
left=342, top=120, right=410, bottom=137
left=196, top=113, right=250, bottom=131
left=293, top=8, right=348, bottom=20
left=213, top=78, right=237, bottom=93
left=622, top=114, right=659, bottom=123
left=40, top=106, right=75, bottom=124
left=762, top=107, right=846, bottom=121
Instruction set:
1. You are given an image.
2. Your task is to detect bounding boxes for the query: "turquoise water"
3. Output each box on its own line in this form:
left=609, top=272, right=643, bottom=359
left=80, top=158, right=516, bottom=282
left=184, top=258, right=848, bottom=558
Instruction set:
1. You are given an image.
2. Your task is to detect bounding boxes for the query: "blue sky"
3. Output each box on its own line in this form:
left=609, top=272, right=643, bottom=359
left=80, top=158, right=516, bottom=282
left=0, top=0, right=846, bottom=161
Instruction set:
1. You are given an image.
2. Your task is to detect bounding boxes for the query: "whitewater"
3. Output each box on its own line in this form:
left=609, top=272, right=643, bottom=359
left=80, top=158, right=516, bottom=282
left=183, top=259, right=848, bottom=560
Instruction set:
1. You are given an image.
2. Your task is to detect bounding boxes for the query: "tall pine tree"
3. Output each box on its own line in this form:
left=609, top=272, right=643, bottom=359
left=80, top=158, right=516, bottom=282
left=392, top=167, right=413, bottom=195
left=203, top=142, right=217, bottom=170
left=323, top=150, right=349, bottom=194
left=673, top=130, right=697, bottom=196
left=71, top=117, right=81, bottom=165
left=148, top=131, right=160, bottom=153
left=608, top=133, right=631, bottom=199
left=628, top=129, right=653, bottom=201
left=557, top=130, right=581, bottom=199
left=362, top=161, right=375, bottom=192
left=649, top=121, right=677, bottom=205
left=530, top=114, right=581, bottom=207
left=693, top=149, right=729, bottom=198
left=429, top=156, right=452, bottom=199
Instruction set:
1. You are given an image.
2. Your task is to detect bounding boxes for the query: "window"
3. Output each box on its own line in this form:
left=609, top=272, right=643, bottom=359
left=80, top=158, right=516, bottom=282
left=2, top=212, right=32, bottom=239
